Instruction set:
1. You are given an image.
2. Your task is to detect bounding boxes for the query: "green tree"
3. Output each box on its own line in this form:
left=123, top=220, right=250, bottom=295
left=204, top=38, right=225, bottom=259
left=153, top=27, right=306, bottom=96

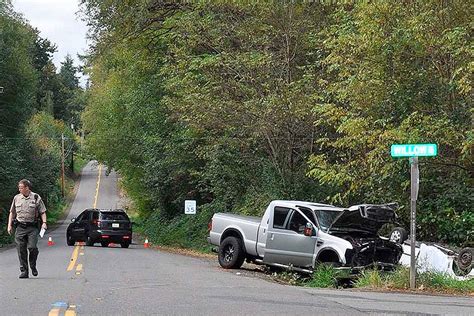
left=0, top=3, right=80, bottom=245
left=307, top=0, right=473, bottom=243
left=80, top=0, right=472, bottom=246
left=0, top=5, right=38, bottom=137
left=55, top=55, right=83, bottom=125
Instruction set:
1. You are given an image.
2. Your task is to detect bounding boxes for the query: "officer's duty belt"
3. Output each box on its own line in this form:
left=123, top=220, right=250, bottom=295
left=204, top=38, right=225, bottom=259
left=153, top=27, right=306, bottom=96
left=17, top=221, right=38, bottom=228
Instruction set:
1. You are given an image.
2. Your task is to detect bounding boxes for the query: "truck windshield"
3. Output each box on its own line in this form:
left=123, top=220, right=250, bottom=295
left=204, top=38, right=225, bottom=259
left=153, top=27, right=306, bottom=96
left=315, top=210, right=341, bottom=232
left=296, top=206, right=317, bottom=226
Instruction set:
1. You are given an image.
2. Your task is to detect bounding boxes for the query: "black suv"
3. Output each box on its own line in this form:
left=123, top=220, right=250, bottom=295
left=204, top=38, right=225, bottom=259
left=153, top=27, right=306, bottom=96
left=66, top=209, right=132, bottom=248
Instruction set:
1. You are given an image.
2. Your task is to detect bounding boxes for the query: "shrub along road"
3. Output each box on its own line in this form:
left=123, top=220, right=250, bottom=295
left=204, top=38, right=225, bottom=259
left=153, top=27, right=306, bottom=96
left=0, top=162, right=472, bottom=315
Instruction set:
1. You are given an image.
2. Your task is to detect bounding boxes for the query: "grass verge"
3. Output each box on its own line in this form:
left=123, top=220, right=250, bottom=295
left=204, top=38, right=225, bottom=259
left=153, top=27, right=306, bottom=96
left=306, top=265, right=340, bottom=288
left=351, top=267, right=474, bottom=295
left=298, top=265, right=474, bottom=295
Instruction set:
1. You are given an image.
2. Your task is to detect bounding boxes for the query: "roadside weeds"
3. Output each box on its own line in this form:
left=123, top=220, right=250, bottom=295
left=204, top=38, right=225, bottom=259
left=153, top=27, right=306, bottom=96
left=135, top=237, right=474, bottom=297
left=307, top=265, right=474, bottom=297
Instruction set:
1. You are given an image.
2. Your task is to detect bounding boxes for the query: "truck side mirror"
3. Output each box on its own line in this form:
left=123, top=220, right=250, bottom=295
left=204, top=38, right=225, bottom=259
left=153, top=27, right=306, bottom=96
left=304, top=222, right=313, bottom=236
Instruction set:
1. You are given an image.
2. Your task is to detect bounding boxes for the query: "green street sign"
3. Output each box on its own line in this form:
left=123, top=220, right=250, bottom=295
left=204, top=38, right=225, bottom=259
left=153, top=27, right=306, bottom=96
left=391, top=143, right=438, bottom=157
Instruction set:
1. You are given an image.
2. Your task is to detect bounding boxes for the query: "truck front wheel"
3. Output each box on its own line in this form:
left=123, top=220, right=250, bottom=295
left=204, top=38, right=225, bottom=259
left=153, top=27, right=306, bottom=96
left=218, top=236, right=245, bottom=269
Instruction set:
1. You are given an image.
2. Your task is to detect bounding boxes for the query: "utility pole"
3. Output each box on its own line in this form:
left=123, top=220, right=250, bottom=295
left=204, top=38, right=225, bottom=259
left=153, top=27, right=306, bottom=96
left=61, top=133, right=65, bottom=197
left=70, top=124, right=74, bottom=172
left=80, top=130, right=84, bottom=156
left=70, top=147, right=74, bottom=172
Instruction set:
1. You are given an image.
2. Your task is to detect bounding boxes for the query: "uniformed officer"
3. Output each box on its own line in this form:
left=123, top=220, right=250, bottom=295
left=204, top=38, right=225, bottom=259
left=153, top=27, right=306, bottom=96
left=7, top=179, right=47, bottom=279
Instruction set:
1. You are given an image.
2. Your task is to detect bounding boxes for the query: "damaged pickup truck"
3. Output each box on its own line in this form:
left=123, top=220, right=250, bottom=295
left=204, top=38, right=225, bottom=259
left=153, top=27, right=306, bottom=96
left=208, top=200, right=403, bottom=273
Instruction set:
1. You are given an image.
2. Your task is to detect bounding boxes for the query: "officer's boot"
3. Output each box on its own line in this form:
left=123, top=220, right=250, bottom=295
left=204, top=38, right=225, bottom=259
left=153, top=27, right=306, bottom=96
left=29, top=248, right=39, bottom=276
left=19, top=267, right=28, bottom=279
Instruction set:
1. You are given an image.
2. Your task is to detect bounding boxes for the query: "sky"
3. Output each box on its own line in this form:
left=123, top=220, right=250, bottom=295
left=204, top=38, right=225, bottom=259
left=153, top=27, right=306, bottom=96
left=12, top=0, right=89, bottom=84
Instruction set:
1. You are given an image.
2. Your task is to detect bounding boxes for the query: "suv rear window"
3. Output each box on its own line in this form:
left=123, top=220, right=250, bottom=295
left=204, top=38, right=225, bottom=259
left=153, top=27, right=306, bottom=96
left=100, top=212, right=129, bottom=221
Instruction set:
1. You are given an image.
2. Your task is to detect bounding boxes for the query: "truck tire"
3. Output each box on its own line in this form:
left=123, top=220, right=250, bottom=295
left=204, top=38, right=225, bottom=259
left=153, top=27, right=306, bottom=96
left=389, top=227, right=408, bottom=244
left=218, top=236, right=245, bottom=269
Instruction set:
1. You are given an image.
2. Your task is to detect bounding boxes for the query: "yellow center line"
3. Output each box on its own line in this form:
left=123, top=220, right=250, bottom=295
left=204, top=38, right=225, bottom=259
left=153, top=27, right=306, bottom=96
left=93, top=164, right=102, bottom=208
left=67, top=245, right=80, bottom=271
left=65, top=309, right=76, bottom=316
left=48, top=308, right=60, bottom=316
left=66, top=165, right=102, bottom=272
left=56, top=165, right=102, bottom=315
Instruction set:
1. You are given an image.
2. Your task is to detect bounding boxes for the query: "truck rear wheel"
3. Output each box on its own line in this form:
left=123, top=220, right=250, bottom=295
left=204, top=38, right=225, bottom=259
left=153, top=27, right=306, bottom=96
left=218, top=236, right=245, bottom=269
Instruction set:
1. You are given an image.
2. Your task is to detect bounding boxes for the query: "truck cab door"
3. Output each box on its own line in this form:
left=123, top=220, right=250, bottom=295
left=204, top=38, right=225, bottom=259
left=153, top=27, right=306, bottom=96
left=264, top=207, right=317, bottom=268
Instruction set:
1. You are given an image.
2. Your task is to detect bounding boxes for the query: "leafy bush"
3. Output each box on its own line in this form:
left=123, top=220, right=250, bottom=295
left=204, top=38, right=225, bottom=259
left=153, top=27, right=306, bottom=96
left=418, top=206, right=474, bottom=245
left=142, top=203, right=216, bottom=251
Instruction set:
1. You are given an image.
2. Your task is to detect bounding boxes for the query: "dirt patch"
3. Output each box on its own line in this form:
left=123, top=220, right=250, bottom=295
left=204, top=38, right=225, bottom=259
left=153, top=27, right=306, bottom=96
left=152, top=244, right=216, bottom=259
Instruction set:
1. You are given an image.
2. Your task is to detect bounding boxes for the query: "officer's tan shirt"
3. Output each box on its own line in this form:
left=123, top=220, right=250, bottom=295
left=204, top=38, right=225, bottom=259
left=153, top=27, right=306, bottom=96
left=9, top=192, right=46, bottom=223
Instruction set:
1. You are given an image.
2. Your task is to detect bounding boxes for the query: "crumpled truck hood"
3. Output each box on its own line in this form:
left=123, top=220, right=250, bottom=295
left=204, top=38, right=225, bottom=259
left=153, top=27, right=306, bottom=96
left=328, top=203, right=398, bottom=236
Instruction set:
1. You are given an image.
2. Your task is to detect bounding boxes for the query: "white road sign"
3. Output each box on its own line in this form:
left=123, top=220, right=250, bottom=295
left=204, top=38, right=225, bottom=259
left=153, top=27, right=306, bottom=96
left=185, top=200, right=196, bottom=215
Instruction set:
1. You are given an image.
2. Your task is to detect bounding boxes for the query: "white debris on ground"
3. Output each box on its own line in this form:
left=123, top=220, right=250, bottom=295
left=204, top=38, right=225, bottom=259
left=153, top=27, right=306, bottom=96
left=399, top=243, right=474, bottom=281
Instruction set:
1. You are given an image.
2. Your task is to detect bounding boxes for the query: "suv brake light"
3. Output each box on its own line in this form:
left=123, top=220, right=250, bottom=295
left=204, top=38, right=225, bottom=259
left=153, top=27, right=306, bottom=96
left=207, top=219, right=212, bottom=232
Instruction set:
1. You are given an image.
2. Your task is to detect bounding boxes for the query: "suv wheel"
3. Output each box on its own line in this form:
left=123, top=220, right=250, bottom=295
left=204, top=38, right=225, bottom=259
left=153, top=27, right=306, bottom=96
left=121, top=242, right=130, bottom=248
left=86, top=235, right=94, bottom=246
left=101, top=242, right=109, bottom=247
left=66, top=233, right=75, bottom=246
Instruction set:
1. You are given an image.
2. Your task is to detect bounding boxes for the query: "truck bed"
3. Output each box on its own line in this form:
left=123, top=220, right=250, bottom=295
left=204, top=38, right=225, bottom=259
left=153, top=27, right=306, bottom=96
left=214, top=213, right=261, bottom=224
left=209, top=213, right=262, bottom=257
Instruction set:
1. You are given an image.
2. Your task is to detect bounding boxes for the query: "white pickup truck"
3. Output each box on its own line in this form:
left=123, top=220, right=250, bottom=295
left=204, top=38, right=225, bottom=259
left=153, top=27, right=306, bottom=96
left=208, top=200, right=403, bottom=273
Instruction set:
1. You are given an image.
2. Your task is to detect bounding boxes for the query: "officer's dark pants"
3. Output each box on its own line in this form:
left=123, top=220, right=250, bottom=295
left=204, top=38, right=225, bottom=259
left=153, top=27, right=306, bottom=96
left=15, top=225, right=39, bottom=272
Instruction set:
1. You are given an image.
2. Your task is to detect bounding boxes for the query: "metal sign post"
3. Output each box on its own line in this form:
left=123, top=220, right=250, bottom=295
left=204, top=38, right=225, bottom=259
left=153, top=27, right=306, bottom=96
left=391, top=143, right=437, bottom=290
left=409, top=157, right=419, bottom=289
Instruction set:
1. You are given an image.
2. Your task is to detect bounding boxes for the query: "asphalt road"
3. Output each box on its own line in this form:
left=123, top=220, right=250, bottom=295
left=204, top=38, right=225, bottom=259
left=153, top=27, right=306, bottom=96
left=1, top=162, right=473, bottom=315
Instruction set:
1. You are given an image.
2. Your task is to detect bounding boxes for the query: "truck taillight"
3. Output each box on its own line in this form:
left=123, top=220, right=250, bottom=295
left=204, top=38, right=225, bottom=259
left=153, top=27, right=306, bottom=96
left=207, top=219, right=212, bottom=232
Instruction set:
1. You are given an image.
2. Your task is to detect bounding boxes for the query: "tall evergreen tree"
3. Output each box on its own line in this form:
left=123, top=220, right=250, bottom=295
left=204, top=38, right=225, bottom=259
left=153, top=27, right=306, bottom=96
left=55, top=55, right=84, bottom=127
